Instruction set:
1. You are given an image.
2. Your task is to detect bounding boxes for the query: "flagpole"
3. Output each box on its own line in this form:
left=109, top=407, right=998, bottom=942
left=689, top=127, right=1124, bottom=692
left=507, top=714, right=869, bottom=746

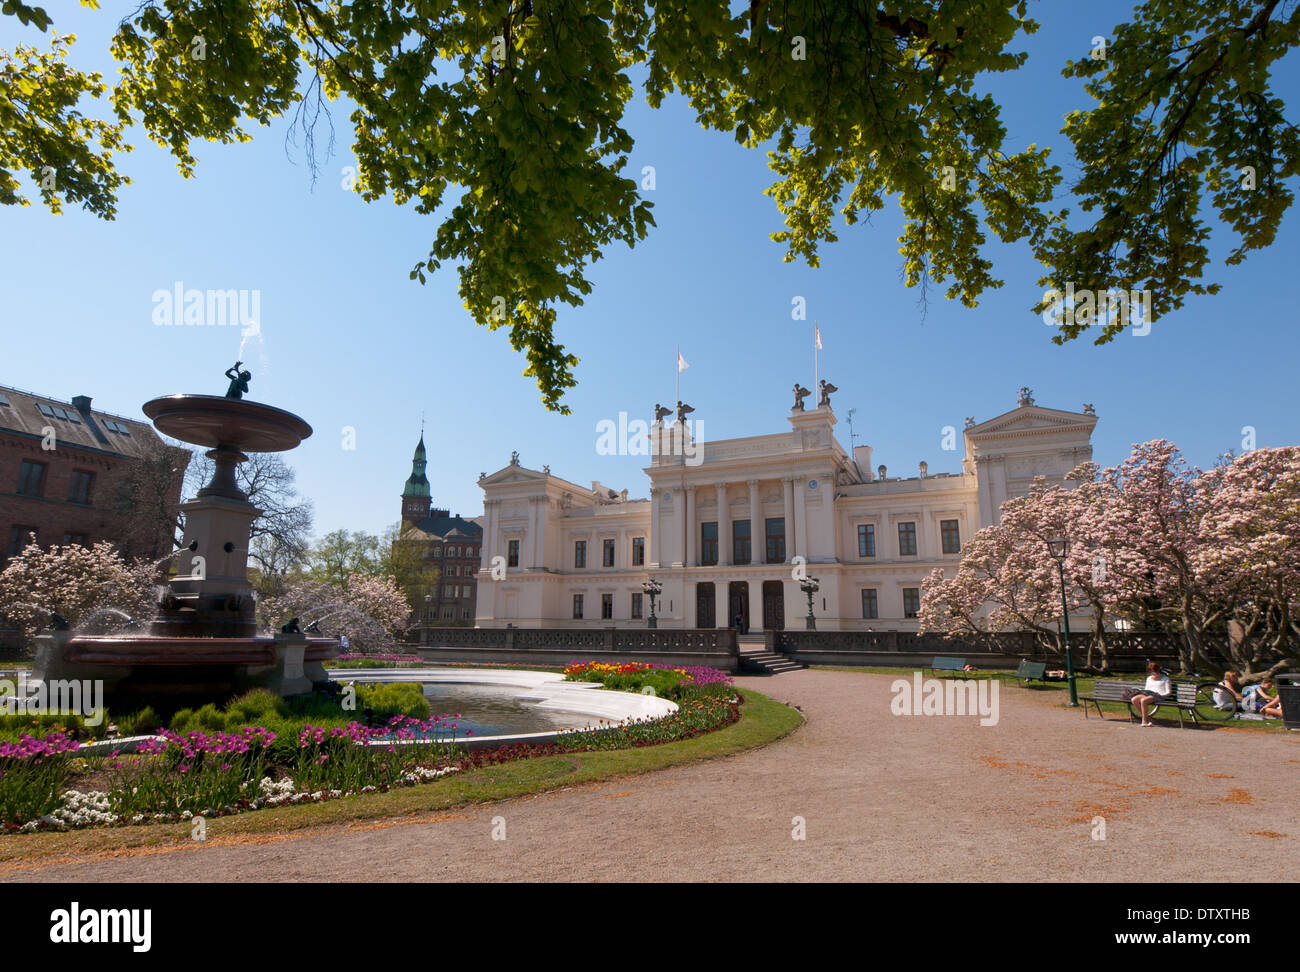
left=813, top=322, right=819, bottom=397
left=675, top=344, right=680, bottom=408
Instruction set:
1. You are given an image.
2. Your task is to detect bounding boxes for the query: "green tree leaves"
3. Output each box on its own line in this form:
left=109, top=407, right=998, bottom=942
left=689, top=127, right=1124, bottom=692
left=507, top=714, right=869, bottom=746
left=1036, top=0, right=1300, bottom=343
left=3, top=2, right=1297, bottom=404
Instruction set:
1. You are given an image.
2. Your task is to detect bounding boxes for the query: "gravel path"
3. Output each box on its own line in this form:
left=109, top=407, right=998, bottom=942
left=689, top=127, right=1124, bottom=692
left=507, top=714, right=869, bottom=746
left=7, top=670, right=1298, bottom=882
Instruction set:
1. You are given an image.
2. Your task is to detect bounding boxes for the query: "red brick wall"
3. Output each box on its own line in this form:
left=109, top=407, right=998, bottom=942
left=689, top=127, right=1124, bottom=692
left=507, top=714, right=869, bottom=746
left=0, top=430, right=183, bottom=564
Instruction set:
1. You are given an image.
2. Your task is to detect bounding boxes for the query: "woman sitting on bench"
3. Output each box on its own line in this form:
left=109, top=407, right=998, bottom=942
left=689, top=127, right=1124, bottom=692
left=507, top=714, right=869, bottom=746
left=1132, top=662, right=1172, bottom=727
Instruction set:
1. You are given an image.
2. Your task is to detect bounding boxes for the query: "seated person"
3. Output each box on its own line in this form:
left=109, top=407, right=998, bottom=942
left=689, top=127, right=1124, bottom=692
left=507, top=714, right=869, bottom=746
left=1243, top=677, right=1282, bottom=718
left=1132, top=662, right=1172, bottom=727
left=1213, top=670, right=1245, bottom=711
left=1046, top=669, right=1067, bottom=679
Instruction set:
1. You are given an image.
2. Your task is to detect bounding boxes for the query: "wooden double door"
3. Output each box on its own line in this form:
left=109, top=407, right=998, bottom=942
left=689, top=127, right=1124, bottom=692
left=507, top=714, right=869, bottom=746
left=696, top=580, right=782, bottom=631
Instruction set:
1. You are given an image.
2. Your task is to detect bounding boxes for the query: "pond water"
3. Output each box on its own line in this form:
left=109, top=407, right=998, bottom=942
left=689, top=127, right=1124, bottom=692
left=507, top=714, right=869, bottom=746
left=420, top=683, right=599, bottom=737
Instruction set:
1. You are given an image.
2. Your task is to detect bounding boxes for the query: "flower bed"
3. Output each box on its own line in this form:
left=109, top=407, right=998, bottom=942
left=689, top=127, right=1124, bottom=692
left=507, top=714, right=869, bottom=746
left=0, top=665, right=742, bottom=834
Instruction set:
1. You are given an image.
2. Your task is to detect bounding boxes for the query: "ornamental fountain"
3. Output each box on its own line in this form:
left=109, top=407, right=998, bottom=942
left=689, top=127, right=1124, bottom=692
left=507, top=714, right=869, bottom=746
left=31, top=364, right=339, bottom=706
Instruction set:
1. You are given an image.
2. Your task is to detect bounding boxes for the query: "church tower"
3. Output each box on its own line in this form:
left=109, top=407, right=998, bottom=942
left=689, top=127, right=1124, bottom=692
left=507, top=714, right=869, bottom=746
left=401, top=433, right=432, bottom=524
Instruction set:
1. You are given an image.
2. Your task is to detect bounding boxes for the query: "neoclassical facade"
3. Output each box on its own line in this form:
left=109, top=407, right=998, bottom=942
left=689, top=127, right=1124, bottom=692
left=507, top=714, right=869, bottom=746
left=474, top=389, right=1097, bottom=631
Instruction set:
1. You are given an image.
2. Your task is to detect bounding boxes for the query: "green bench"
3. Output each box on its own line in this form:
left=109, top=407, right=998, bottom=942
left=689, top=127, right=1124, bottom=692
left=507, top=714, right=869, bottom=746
left=1079, top=679, right=1202, bottom=728
left=1014, top=660, right=1064, bottom=684
left=929, top=656, right=968, bottom=677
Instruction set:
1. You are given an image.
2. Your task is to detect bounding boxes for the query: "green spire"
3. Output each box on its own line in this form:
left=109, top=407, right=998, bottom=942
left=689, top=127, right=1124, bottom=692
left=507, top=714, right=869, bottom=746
left=403, top=433, right=430, bottom=498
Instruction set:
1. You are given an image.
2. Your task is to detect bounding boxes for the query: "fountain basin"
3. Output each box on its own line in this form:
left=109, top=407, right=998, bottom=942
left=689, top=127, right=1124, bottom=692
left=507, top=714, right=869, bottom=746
left=329, top=668, right=679, bottom=751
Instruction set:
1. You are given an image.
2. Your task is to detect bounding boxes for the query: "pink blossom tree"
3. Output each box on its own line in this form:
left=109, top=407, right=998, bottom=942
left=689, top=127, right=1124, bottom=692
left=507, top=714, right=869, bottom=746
left=1194, top=446, right=1300, bottom=675
left=0, top=538, right=158, bottom=643
left=260, top=573, right=413, bottom=653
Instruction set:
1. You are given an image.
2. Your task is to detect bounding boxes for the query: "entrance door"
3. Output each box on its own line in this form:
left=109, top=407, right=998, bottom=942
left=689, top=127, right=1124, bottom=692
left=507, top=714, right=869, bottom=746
left=762, top=580, right=785, bottom=631
left=696, top=582, right=715, bottom=629
left=728, top=582, right=750, bottom=633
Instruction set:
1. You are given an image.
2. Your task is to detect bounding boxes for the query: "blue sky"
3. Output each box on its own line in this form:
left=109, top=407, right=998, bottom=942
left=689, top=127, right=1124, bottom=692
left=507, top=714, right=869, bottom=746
left=3, top=3, right=1297, bottom=541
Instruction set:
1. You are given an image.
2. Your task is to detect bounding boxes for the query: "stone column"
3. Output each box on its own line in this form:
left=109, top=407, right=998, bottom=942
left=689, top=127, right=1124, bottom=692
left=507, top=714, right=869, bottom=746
left=752, top=580, right=765, bottom=632
left=684, top=485, right=697, bottom=567
left=783, top=477, right=796, bottom=561
left=793, top=475, right=808, bottom=561
left=649, top=487, right=662, bottom=568
left=716, top=481, right=732, bottom=566
left=534, top=496, right=547, bottom=568
left=526, top=496, right=541, bottom=568
left=748, top=479, right=762, bottom=565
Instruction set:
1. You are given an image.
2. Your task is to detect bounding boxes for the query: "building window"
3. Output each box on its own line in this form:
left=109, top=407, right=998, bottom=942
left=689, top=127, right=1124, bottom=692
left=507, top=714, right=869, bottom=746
left=62, top=532, right=88, bottom=547
left=448, top=564, right=458, bottom=577
left=444, top=584, right=455, bottom=598
left=857, top=523, right=875, bottom=558
left=601, top=593, right=613, bottom=619
left=700, top=521, right=718, bottom=565
left=8, top=527, right=35, bottom=558
left=507, top=539, right=519, bottom=567
left=574, top=540, right=587, bottom=569
left=632, top=537, right=645, bottom=566
left=17, top=460, right=46, bottom=497
left=434, top=545, right=442, bottom=556
left=603, top=538, right=616, bottom=567
left=733, top=519, right=751, bottom=565
left=861, top=589, right=878, bottom=619
left=903, top=588, right=921, bottom=619
left=572, top=594, right=584, bottom=619
left=765, top=518, right=785, bottom=563
left=442, top=606, right=454, bottom=619
left=941, top=519, right=961, bottom=554
left=631, top=592, right=643, bottom=619
left=898, top=522, right=917, bottom=556
left=463, top=608, right=472, bottom=619
left=68, top=470, right=94, bottom=505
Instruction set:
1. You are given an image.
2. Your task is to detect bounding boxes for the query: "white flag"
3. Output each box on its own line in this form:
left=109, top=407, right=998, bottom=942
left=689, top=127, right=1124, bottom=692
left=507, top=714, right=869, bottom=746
left=815, top=326, right=822, bottom=350
left=677, top=350, right=689, bottom=373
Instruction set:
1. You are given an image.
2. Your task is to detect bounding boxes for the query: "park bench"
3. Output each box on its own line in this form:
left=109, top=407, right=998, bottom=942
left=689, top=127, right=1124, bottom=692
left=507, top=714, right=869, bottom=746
left=1014, top=659, right=1063, bottom=684
left=1080, top=679, right=1201, bottom=728
left=929, top=656, right=968, bottom=677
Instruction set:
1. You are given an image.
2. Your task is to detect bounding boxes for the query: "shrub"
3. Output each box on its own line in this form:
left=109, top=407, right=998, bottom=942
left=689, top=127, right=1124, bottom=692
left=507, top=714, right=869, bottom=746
left=355, top=682, right=430, bottom=720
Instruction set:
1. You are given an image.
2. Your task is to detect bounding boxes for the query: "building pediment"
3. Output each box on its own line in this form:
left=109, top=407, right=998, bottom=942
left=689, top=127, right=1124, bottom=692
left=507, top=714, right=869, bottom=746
left=478, top=465, right=549, bottom=486
left=965, top=405, right=1096, bottom=440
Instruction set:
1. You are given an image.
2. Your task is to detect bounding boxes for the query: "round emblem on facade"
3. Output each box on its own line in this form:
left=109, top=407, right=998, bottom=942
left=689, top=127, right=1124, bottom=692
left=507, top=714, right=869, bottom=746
left=808, top=479, right=818, bottom=490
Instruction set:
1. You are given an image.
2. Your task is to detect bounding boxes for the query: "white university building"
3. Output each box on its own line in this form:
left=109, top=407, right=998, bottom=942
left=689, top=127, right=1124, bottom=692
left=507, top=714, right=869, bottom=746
left=474, top=388, right=1097, bottom=632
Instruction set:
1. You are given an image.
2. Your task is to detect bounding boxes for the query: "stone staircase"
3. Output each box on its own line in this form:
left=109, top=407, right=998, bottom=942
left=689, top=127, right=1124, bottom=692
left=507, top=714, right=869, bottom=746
left=737, top=637, right=806, bottom=676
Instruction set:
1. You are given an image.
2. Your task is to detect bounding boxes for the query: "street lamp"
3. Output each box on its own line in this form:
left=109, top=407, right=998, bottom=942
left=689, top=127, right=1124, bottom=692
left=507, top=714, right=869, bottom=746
left=643, top=578, right=663, bottom=628
left=1046, top=537, right=1079, bottom=707
left=799, top=576, right=820, bottom=630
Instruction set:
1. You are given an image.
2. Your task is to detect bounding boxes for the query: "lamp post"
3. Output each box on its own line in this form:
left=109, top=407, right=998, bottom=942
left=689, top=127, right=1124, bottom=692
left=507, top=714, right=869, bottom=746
left=1046, top=537, right=1079, bottom=707
left=643, top=578, right=662, bottom=628
left=800, top=576, right=820, bottom=630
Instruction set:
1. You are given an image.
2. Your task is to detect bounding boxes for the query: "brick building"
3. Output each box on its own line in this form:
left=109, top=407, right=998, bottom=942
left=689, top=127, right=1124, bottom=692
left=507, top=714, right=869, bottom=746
left=0, top=384, right=188, bottom=566
left=395, top=434, right=482, bottom=634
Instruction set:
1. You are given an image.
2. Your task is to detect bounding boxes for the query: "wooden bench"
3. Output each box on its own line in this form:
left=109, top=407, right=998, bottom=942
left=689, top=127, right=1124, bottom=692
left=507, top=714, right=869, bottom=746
left=929, top=656, right=968, bottom=677
left=1079, top=680, right=1201, bottom=728
left=1014, top=659, right=1064, bottom=684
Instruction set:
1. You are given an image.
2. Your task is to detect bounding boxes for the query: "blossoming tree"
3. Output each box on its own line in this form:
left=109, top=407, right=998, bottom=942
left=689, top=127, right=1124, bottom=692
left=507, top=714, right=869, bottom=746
left=0, top=539, right=157, bottom=643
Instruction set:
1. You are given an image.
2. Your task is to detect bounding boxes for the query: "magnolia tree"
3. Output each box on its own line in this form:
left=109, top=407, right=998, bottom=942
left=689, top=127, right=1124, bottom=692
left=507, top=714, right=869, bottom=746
left=259, top=574, right=412, bottom=654
left=0, top=539, right=158, bottom=643
left=919, top=466, right=1125, bottom=668
left=922, top=441, right=1300, bottom=676
left=1194, top=446, right=1300, bottom=674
